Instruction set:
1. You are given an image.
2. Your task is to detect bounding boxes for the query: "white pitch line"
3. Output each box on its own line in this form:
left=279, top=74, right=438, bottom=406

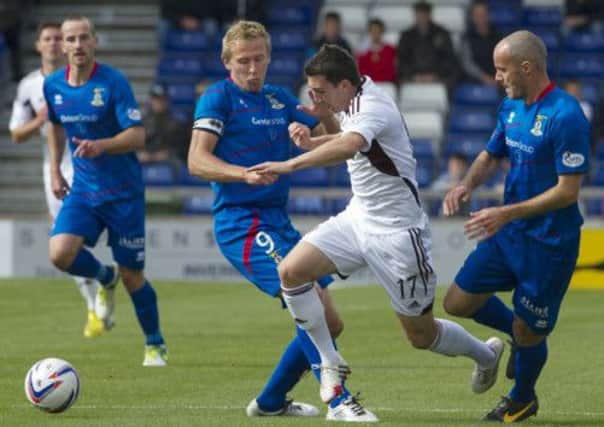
left=11, top=404, right=604, bottom=417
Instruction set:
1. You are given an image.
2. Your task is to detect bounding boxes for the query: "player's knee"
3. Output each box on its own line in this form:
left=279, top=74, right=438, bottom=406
left=48, top=244, right=74, bottom=271
left=119, top=267, right=145, bottom=293
left=442, top=297, right=469, bottom=318
left=406, top=332, right=433, bottom=350
left=512, top=318, right=544, bottom=346
left=278, top=261, right=303, bottom=287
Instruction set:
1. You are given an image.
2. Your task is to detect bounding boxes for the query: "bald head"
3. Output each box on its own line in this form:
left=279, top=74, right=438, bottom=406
left=495, top=30, right=547, bottom=72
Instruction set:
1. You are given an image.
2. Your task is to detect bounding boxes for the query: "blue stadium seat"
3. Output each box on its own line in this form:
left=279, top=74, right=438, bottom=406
left=453, top=84, right=500, bottom=106
left=203, top=53, right=229, bottom=79
left=330, top=197, right=351, bottom=214
left=142, top=162, right=176, bottom=186
left=163, top=30, right=209, bottom=53
left=287, top=196, right=327, bottom=215
left=523, top=7, right=562, bottom=27
left=445, top=139, right=485, bottom=159
left=170, top=104, right=193, bottom=124
left=332, top=163, right=350, bottom=187
left=595, top=141, right=604, bottom=161
left=158, top=55, right=204, bottom=79
left=265, top=74, right=297, bottom=93
left=416, top=165, right=433, bottom=189
left=411, top=139, right=435, bottom=158
left=585, top=198, right=603, bottom=216
left=269, top=54, right=304, bottom=76
left=580, top=81, right=601, bottom=105
left=489, top=6, right=522, bottom=28
left=271, top=28, right=308, bottom=51
left=564, top=31, right=604, bottom=52
left=592, top=165, right=604, bottom=186
left=268, top=6, right=312, bottom=26
left=531, top=28, right=561, bottom=51
left=448, top=108, right=496, bottom=133
left=183, top=195, right=214, bottom=214
left=558, top=54, right=604, bottom=79
left=179, top=167, right=210, bottom=186
left=290, top=167, right=329, bottom=186
left=166, top=83, right=196, bottom=105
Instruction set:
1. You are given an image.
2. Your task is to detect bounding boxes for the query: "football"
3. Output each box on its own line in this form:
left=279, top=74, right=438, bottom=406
left=24, top=358, right=80, bottom=413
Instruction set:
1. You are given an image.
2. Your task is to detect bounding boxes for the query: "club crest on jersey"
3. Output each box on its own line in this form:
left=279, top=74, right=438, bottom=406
left=91, top=88, right=104, bottom=107
left=266, top=93, right=284, bottom=110
left=507, top=111, right=515, bottom=123
left=530, top=114, right=547, bottom=136
left=54, top=94, right=63, bottom=105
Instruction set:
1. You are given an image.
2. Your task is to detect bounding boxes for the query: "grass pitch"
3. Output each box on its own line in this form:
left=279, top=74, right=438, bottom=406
left=0, top=278, right=603, bottom=426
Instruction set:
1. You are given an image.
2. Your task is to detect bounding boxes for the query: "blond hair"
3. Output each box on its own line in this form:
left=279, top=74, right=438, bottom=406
left=221, top=20, right=271, bottom=63
left=61, top=15, right=96, bottom=36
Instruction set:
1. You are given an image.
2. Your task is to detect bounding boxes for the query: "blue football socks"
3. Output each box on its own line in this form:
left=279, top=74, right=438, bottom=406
left=472, top=295, right=514, bottom=336
left=66, top=248, right=102, bottom=280
left=510, top=340, right=547, bottom=403
left=129, top=281, right=164, bottom=346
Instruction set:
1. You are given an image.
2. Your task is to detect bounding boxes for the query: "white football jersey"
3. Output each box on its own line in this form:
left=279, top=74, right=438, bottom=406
left=337, top=76, right=427, bottom=231
left=9, top=68, right=72, bottom=217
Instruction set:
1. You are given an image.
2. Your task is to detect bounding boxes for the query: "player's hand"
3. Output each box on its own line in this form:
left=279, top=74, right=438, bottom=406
left=442, top=184, right=471, bottom=216
left=288, top=122, right=313, bottom=150
left=243, top=169, right=278, bottom=186
left=35, top=106, right=48, bottom=126
left=464, top=207, right=509, bottom=241
left=247, top=161, right=294, bottom=177
left=297, top=90, right=332, bottom=118
left=50, top=171, right=70, bottom=200
left=72, top=137, right=104, bottom=158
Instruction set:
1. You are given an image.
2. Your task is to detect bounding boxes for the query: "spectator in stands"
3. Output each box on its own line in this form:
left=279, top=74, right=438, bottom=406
left=356, top=18, right=397, bottom=83
left=397, top=0, right=460, bottom=92
left=459, top=0, right=500, bottom=86
left=313, top=12, right=352, bottom=55
left=562, top=80, right=593, bottom=122
left=563, top=0, right=604, bottom=34
left=160, top=1, right=219, bottom=36
left=139, top=83, right=190, bottom=167
left=431, top=152, right=469, bottom=193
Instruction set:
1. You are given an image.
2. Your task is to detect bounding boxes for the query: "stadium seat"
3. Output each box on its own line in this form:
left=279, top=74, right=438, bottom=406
left=157, top=55, right=204, bottom=79
left=579, top=81, right=600, bottom=105
left=595, top=141, right=604, bottom=161
left=163, top=30, right=209, bottom=53
left=287, top=196, right=327, bottom=215
left=142, top=162, right=176, bottom=186
left=203, top=54, right=229, bottom=79
left=319, top=5, right=367, bottom=33
left=370, top=6, right=414, bottom=34
left=179, top=167, right=210, bottom=186
left=332, top=163, right=351, bottom=187
left=400, top=82, right=448, bottom=114
left=269, top=54, right=304, bottom=76
left=453, top=83, right=500, bottom=106
left=271, top=28, right=309, bottom=51
left=558, top=54, right=604, bottom=79
left=531, top=28, right=561, bottom=51
left=166, top=83, right=196, bottom=105
left=448, top=108, right=496, bottom=133
left=416, top=164, right=433, bottom=188
left=592, top=165, right=604, bottom=186
left=330, top=197, right=351, bottom=214
left=411, top=138, right=435, bottom=158
left=268, top=5, right=312, bottom=26
left=585, top=198, right=603, bottom=216
left=433, top=5, right=466, bottom=34
left=375, top=82, right=398, bottom=102
left=170, top=105, right=193, bottom=124
left=403, top=111, right=444, bottom=142
left=183, top=195, right=214, bottom=214
left=290, top=167, right=330, bottom=186
left=523, top=7, right=562, bottom=27
left=489, top=5, right=522, bottom=28
left=564, top=31, right=604, bottom=52
left=445, top=139, right=485, bottom=160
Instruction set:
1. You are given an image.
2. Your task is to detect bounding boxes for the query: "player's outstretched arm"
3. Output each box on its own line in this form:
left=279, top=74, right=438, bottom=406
left=188, top=129, right=277, bottom=185
left=249, top=131, right=365, bottom=175
left=289, top=122, right=340, bottom=151
left=443, top=150, right=500, bottom=216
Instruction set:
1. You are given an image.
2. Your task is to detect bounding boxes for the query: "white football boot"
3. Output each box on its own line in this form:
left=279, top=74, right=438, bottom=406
left=326, top=395, right=379, bottom=423
left=472, top=336, right=504, bottom=394
left=246, top=398, right=319, bottom=417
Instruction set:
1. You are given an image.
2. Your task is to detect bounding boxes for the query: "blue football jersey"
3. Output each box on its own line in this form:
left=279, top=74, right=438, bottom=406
left=193, top=78, right=319, bottom=212
left=486, top=84, right=591, bottom=244
left=43, top=63, right=144, bottom=204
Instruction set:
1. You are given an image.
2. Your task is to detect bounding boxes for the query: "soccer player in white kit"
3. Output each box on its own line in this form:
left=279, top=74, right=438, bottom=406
left=249, top=45, right=505, bottom=411
left=9, top=22, right=108, bottom=338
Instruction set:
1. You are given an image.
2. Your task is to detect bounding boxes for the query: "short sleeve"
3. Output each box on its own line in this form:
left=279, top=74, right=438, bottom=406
left=111, top=71, right=142, bottom=129
left=343, top=98, right=389, bottom=152
left=9, top=80, right=34, bottom=130
left=192, top=84, right=229, bottom=137
left=485, top=104, right=507, bottom=158
left=279, top=87, right=319, bottom=130
left=551, top=107, right=590, bottom=175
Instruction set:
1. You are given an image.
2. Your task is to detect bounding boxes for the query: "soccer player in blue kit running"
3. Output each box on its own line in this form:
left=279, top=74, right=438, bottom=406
left=44, top=16, right=167, bottom=367
left=187, top=21, right=377, bottom=421
left=442, top=30, right=591, bottom=422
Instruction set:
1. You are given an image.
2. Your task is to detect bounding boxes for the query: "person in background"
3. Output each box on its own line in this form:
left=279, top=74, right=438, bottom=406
left=356, top=18, right=397, bottom=84
left=313, top=12, right=352, bottom=55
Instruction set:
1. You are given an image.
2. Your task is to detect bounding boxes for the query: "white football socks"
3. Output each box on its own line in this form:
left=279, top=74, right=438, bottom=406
left=282, top=282, right=341, bottom=366
left=74, top=276, right=98, bottom=311
left=430, top=318, right=495, bottom=367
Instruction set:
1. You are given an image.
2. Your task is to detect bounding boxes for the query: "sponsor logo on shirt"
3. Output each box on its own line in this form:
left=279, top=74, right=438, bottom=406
left=54, top=94, right=63, bottom=105
left=266, top=93, right=285, bottom=110
left=530, top=114, right=547, bottom=136
left=505, top=136, right=534, bottom=153
left=562, top=151, right=585, bottom=168
left=91, top=87, right=105, bottom=107
left=251, top=116, right=286, bottom=126
left=127, top=108, right=141, bottom=121
left=118, top=236, right=145, bottom=249
left=60, top=114, right=98, bottom=123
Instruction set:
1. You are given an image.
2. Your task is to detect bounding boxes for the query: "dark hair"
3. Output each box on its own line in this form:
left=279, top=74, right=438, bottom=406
left=36, top=22, right=61, bottom=40
left=449, top=152, right=469, bottom=163
left=368, top=18, right=385, bottom=31
left=413, top=1, right=433, bottom=13
left=304, top=44, right=361, bottom=87
left=324, top=12, right=342, bottom=23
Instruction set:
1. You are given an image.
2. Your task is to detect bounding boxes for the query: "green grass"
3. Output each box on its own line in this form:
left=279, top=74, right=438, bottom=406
left=0, top=279, right=603, bottom=426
